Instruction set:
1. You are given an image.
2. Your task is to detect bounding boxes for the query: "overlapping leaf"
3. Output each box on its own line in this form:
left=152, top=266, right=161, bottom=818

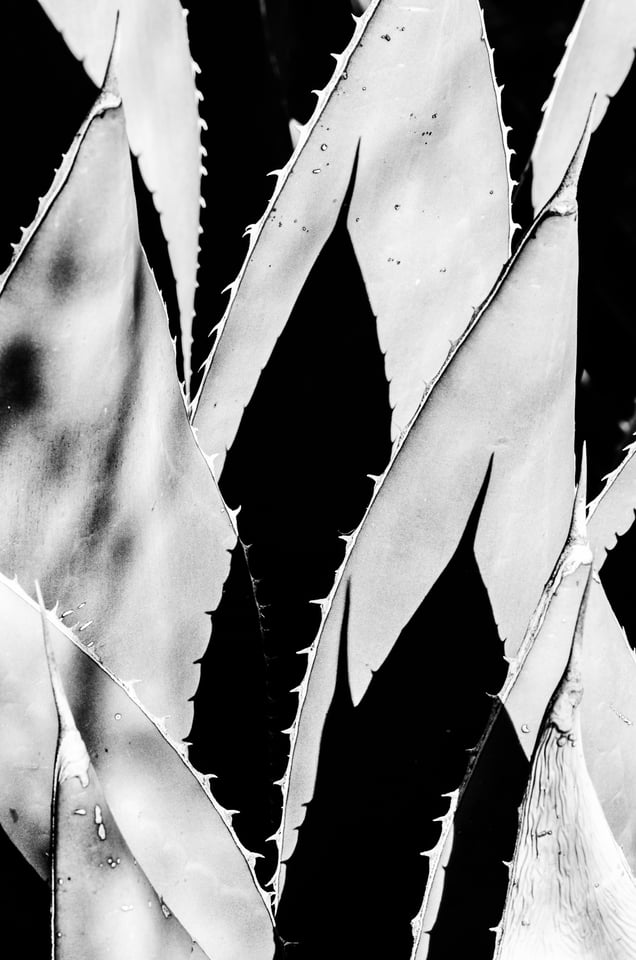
left=192, top=0, right=512, bottom=469
left=276, top=123, right=585, bottom=902
left=494, top=570, right=636, bottom=960
left=411, top=483, right=592, bottom=958
left=0, top=75, right=234, bottom=749
left=0, top=573, right=275, bottom=960
left=38, top=0, right=203, bottom=387
left=531, top=0, right=636, bottom=212
left=38, top=584, right=210, bottom=959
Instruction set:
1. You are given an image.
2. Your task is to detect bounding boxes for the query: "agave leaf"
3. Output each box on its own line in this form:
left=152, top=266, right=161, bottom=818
left=494, top=570, right=636, bottom=959
left=0, top=573, right=275, bottom=960
left=412, top=478, right=636, bottom=956
left=38, top=0, right=202, bottom=388
left=410, top=480, right=592, bottom=958
left=587, top=436, right=636, bottom=568
left=36, top=585, right=210, bottom=959
left=0, top=70, right=235, bottom=744
left=531, top=0, right=636, bottom=213
left=192, top=0, right=512, bottom=469
left=277, top=120, right=586, bottom=903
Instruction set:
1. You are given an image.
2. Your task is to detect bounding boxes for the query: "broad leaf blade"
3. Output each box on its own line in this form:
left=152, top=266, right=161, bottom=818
left=531, top=0, right=636, bottom=213
left=0, top=78, right=233, bottom=743
left=193, top=0, right=512, bottom=469
left=494, top=572, right=636, bottom=960
left=277, top=126, right=584, bottom=901
left=38, top=0, right=202, bottom=387
left=0, top=574, right=275, bottom=960
left=588, top=436, right=636, bottom=568
left=38, top=588, right=210, bottom=960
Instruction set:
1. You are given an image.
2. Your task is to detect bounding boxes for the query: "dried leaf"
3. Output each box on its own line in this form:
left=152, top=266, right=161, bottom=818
left=192, top=0, right=512, bottom=469
left=494, top=570, right=636, bottom=960
left=38, top=0, right=202, bottom=387
left=0, top=574, right=275, bottom=960
left=277, top=120, right=586, bottom=903
left=531, top=0, right=636, bottom=213
left=0, top=72, right=234, bottom=746
left=36, top=583, right=210, bottom=959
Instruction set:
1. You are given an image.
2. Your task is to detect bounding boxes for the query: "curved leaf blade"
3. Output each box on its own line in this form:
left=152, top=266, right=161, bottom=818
left=277, top=125, right=585, bottom=902
left=0, top=75, right=234, bottom=743
left=494, top=571, right=636, bottom=960
left=531, top=0, right=636, bottom=213
left=0, top=573, right=275, bottom=960
left=38, top=0, right=203, bottom=387
left=192, top=0, right=512, bottom=469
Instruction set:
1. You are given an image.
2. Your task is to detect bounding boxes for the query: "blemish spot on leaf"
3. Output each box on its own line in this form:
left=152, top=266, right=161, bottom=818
left=9, top=808, right=18, bottom=824
left=47, top=249, right=79, bottom=297
left=0, top=337, right=42, bottom=421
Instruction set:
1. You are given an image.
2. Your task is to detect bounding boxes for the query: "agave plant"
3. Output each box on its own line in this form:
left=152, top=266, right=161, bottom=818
left=2, top=0, right=636, bottom=957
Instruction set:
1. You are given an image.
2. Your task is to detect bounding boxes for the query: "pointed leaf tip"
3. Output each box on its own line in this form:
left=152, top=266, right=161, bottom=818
left=546, top=95, right=595, bottom=215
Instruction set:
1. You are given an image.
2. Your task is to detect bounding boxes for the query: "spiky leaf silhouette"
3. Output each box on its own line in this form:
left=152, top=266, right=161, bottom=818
left=0, top=73, right=234, bottom=742
left=411, top=481, right=592, bottom=958
left=192, top=0, right=512, bottom=468
left=38, top=0, right=203, bottom=386
left=0, top=573, right=275, bottom=960
left=531, top=0, right=636, bottom=212
left=37, top=583, right=210, bottom=959
left=494, top=568, right=636, bottom=960
left=277, top=131, right=586, bottom=902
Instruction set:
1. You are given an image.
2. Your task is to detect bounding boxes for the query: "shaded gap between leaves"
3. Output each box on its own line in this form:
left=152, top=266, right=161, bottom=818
left=218, top=141, right=391, bottom=823
left=276, top=458, right=511, bottom=959
left=188, top=541, right=273, bottom=888
left=130, top=153, right=184, bottom=390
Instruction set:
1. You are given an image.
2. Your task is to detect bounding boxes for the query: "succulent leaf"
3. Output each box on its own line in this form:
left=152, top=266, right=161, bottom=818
left=192, top=0, right=512, bottom=469
left=0, top=573, right=276, bottom=960
left=36, top=583, right=211, bottom=959
left=277, top=122, right=586, bottom=904
left=410, top=480, right=592, bottom=958
left=531, top=0, right=636, bottom=213
left=0, top=70, right=234, bottom=745
left=587, top=435, right=636, bottom=567
left=494, top=568, right=636, bottom=959
left=37, top=0, right=203, bottom=389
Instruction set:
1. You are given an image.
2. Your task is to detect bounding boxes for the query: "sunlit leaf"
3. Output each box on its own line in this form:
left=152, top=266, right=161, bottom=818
left=277, top=128, right=586, bottom=902
left=531, top=0, right=636, bottom=213
left=588, top=435, right=636, bottom=568
left=0, top=574, right=275, bottom=960
left=37, top=583, right=210, bottom=959
left=411, top=480, right=592, bottom=957
left=494, top=569, right=636, bottom=960
left=192, top=0, right=512, bottom=470
left=0, top=72, right=233, bottom=753
left=38, top=0, right=202, bottom=387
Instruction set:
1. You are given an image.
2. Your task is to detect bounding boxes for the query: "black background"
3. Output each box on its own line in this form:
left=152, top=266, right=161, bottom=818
left=1, top=2, right=636, bottom=957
